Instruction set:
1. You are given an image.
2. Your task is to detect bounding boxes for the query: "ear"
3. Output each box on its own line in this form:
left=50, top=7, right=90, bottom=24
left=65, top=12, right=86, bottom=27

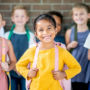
left=2, top=21, right=6, bottom=27
left=34, top=31, right=39, bottom=38
left=55, top=28, right=58, bottom=35
left=88, top=13, right=90, bottom=19
left=34, top=32, right=37, bottom=37
left=26, top=16, right=29, bottom=22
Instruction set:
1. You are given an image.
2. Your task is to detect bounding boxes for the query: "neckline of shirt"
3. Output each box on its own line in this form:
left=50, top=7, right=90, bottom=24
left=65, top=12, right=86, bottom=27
left=13, top=30, right=27, bottom=35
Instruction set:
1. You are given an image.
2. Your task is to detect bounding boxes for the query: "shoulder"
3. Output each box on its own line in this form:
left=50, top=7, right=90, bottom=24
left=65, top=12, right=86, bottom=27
left=6, top=39, right=12, bottom=49
left=57, top=46, right=71, bottom=57
left=26, top=46, right=36, bottom=54
left=4, top=31, right=10, bottom=39
left=65, top=29, right=72, bottom=35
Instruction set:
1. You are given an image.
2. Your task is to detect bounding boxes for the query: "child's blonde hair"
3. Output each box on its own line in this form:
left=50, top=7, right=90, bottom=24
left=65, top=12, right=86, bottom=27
left=12, top=5, right=29, bottom=16
left=70, top=3, right=90, bottom=15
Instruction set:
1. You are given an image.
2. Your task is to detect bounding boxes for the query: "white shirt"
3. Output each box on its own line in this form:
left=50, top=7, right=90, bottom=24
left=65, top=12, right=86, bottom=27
left=84, top=33, right=90, bottom=49
left=0, top=27, right=4, bottom=37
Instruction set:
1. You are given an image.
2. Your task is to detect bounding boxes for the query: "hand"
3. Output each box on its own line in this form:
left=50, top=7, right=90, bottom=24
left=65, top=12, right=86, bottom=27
left=52, top=70, right=66, bottom=80
left=13, top=68, right=21, bottom=76
left=27, top=68, right=39, bottom=78
left=69, top=41, right=78, bottom=49
left=0, top=62, right=9, bottom=71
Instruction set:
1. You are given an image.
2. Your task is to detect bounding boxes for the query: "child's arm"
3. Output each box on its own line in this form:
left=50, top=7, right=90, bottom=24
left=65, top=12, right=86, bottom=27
left=65, top=29, right=78, bottom=51
left=7, top=40, right=17, bottom=71
left=63, top=49, right=81, bottom=80
left=16, top=47, right=38, bottom=80
left=1, top=40, right=17, bottom=71
left=88, top=49, right=90, bottom=60
left=52, top=48, right=81, bottom=80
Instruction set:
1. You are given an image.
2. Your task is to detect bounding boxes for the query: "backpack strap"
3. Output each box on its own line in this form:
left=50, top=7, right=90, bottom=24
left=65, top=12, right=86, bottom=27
left=1, top=38, right=11, bottom=90
left=70, top=24, right=90, bottom=53
left=8, top=24, right=30, bottom=41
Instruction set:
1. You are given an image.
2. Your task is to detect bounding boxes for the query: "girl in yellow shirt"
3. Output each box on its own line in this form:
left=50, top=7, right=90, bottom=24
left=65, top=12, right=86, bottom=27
left=16, top=14, right=81, bottom=90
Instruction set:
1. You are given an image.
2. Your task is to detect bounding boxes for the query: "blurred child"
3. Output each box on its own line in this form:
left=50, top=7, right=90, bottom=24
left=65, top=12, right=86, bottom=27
left=65, top=3, right=90, bottom=90
left=4, top=5, right=35, bottom=90
left=16, top=14, right=81, bottom=90
left=0, top=13, right=16, bottom=90
left=48, top=11, right=65, bottom=44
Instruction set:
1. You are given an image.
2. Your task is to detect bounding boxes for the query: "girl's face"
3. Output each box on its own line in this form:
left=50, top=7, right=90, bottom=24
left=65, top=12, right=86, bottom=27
left=52, top=15, right=61, bottom=33
left=35, top=20, right=57, bottom=44
left=11, top=9, right=29, bottom=26
left=72, top=8, right=90, bottom=25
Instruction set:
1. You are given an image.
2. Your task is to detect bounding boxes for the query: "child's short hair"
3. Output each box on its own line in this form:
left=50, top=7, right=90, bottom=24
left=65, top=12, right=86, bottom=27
left=47, top=11, right=63, bottom=23
left=34, top=14, right=56, bottom=32
left=70, top=3, right=90, bottom=15
left=12, top=5, right=29, bottom=16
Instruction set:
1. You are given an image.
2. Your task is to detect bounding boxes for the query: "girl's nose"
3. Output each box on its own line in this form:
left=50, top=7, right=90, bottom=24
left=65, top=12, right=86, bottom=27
left=43, top=30, right=47, bottom=34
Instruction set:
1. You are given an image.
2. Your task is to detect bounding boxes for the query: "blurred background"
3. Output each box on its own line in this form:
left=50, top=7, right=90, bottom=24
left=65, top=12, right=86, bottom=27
left=0, top=0, right=90, bottom=35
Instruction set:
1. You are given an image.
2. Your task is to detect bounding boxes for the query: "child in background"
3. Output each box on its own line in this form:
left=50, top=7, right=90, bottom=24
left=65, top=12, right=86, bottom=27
left=48, top=11, right=65, bottom=44
left=0, top=13, right=17, bottom=90
left=4, top=5, right=35, bottom=90
left=65, top=3, right=90, bottom=90
left=16, top=14, right=81, bottom=90
left=0, top=14, right=5, bottom=37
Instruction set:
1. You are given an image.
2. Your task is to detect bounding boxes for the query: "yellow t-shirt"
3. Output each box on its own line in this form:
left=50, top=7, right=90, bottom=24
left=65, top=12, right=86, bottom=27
left=16, top=46, right=81, bottom=90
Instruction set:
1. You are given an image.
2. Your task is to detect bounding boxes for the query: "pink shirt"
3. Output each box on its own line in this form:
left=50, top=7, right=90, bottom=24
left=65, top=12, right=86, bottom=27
left=0, top=38, right=8, bottom=90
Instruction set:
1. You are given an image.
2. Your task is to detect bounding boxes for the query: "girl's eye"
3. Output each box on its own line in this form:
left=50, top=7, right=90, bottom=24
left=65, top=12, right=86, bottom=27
left=16, top=16, right=18, bottom=17
left=48, top=28, right=51, bottom=29
left=80, top=13, right=84, bottom=15
left=57, top=24, right=61, bottom=26
left=22, top=15, right=24, bottom=17
left=75, top=14, right=78, bottom=16
left=39, top=29, right=43, bottom=31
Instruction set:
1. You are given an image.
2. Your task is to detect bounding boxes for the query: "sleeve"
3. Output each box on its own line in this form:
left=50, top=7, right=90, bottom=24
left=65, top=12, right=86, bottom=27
left=0, top=27, right=4, bottom=37
left=62, top=49, right=81, bottom=80
left=29, top=31, right=36, bottom=46
left=16, top=48, right=34, bottom=79
left=84, top=33, right=90, bottom=49
left=4, top=31, right=10, bottom=39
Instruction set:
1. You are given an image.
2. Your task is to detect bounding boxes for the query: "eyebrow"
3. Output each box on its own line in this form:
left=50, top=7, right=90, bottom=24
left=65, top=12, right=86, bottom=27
left=47, top=25, right=52, bottom=27
left=38, top=25, right=53, bottom=30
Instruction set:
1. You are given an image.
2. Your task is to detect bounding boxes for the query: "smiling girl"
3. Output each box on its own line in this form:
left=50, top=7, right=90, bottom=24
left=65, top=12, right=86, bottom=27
left=65, top=3, right=90, bottom=90
left=16, top=14, right=81, bottom=90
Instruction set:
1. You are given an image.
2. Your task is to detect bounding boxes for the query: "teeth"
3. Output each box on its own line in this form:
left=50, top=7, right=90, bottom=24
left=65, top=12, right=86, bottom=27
left=44, top=36, right=50, bottom=39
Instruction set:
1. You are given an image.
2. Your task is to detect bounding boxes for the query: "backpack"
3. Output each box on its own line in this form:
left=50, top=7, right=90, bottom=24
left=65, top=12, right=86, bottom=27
left=26, top=42, right=71, bottom=90
left=2, top=38, right=11, bottom=90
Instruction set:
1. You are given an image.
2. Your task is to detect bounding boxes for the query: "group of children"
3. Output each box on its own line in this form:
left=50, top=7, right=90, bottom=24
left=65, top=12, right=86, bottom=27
left=0, top=3, right=90, bottom=90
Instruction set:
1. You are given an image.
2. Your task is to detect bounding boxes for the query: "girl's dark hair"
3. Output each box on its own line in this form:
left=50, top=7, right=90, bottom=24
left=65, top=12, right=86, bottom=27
left=47, top=11, right=63, bottom=23
left=34, top=14, right=56, bottom=32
